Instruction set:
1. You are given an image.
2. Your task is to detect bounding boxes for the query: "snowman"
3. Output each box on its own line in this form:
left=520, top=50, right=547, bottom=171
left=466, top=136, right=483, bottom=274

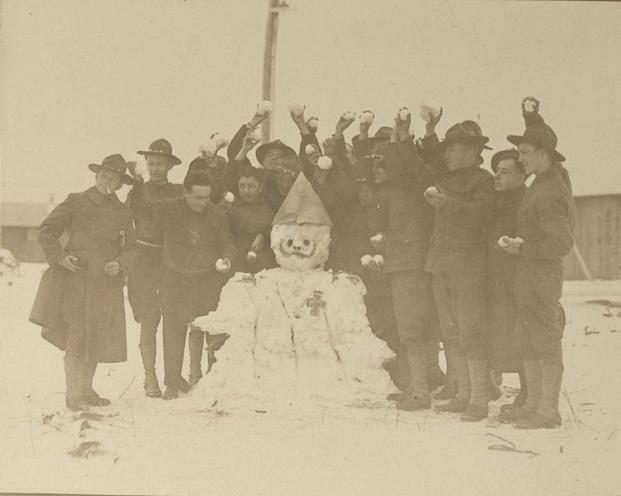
left=191, top=174, right=394, bottom=409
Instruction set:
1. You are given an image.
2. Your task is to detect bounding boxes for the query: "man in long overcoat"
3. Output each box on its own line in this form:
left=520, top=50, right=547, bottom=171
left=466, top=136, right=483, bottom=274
left=126, top=139, right=185, bottom=397
left=32, top=155, right=137, bottom=410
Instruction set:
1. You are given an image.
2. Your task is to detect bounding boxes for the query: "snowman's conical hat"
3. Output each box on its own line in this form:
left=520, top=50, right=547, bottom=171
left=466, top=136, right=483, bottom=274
left=271, top=173, right=333, bottom=226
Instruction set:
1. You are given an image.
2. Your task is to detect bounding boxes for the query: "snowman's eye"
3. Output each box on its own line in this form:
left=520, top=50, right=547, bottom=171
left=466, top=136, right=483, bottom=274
left=303, top=240, right=310, bottom=246
left=286, top=239, right=293, bottom=247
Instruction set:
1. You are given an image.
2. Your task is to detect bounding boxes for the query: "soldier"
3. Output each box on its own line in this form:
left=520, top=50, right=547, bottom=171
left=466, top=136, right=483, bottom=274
left=126, top=139, right=185, bottom=398
left=32, top=155, right=137, bottom=411
left=499, top=98, right=575, bottom=429
left=148, top=170, right=236, bottom=399
left=486, top=149, right=528, bottom=411
left=401, top=118, right=495, bottom=421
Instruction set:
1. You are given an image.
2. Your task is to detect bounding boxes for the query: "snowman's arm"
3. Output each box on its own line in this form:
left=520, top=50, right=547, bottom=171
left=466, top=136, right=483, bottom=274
left=191, top=275, right=257, bottom=334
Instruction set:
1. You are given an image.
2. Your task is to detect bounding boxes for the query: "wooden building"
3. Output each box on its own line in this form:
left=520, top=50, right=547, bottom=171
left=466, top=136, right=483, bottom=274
left=1, top=203, right=51, bottom=263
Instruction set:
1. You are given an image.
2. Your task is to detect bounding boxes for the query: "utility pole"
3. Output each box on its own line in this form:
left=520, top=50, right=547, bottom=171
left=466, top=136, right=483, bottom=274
left=261, top=0, right=289, bottom=143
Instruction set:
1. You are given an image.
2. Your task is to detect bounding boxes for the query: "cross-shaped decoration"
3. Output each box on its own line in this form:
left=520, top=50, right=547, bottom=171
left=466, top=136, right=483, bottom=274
left=306, top=290, right=326, bottom=317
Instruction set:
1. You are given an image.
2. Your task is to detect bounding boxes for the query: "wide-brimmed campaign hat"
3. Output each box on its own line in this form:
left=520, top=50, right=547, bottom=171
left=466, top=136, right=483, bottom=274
left=368, top=126, right=394, bottom=148
left=438, top=121, right=492, bottom=151
left=255, top=139, right=297, bottom=165
left=507, top=123, right=565, bottom=163
left=137, top=138, right=182, bottom=166
left=88, top=154, right=134, bottom=185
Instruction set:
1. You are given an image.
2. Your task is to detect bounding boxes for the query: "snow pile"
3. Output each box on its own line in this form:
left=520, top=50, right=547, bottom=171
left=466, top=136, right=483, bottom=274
left=192, top=268, right=394, bottom=410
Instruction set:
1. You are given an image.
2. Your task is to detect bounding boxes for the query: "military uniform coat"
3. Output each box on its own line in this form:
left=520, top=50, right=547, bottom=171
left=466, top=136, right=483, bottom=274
left=32, top=187, right=137, bottom=362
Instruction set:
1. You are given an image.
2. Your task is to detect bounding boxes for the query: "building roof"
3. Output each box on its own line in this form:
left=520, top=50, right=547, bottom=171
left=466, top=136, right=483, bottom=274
left=1, top=203, right=51, bottom=227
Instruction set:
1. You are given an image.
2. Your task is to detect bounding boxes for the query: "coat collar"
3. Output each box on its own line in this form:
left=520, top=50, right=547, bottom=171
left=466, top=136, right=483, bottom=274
left=495, top=184, right=526, bottom=205
left=85, top=186, right=123, bottom=207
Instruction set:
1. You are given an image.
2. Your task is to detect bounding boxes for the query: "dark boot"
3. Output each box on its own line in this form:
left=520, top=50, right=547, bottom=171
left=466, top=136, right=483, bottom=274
left=499, top=360, right=542, bottom=423
left=188, top=329, right=205, bottom=386
left=205, top=332, right=230, bottom=373
left=397, top=350, right=431, bottom=411
left=500, top=369, right=528, bottom=413
left=64, top=356, right=87, bottom=411
left=140, top=343, right=162, bottom=398
left=514, top=363, right=563, bottom=429
left=436, top=350, right=469, bottom=413
left=162, top=387, right=179, bottom=400
left=461, top=360, right=489, bottom=422
left=82, top=361, right=111, bottom=406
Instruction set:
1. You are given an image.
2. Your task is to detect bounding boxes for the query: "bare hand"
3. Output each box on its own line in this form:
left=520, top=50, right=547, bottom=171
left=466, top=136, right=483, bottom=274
left=424, top=186, right=447, bottom=208
left=242, top=129, right=260, bottom=152
left=359, top=111, right=373, bottom=135
left=58, top=254, right=80, bottom=273
left=322, top=136, right=336, bottom=156
left=248, top=110, right=269, bottom=129
left=425, top=107, right=443, bottom=136
left=103, top=260, right=121, bottom=276
left=335, top=115, right=353, bottom=137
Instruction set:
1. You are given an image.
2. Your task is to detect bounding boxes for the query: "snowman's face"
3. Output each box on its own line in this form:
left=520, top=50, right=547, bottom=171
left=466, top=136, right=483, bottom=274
left=271, top=223, right=331, bottom=271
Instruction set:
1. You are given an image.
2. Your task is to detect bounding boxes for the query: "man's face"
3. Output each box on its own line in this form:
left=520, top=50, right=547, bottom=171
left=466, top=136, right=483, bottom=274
left=146, top=154, right=172, bottom=182
left=96, top=169, right=123, bottom=193
left=185, top=184, right=212, bottom=213
left=517, top=143, right=546, bottom=176
left=275, top=170, right=296, bottom=195
left=444, top=142, right=475, bottom=171
left=238, top=175, right=263, bottom=203
left=494, top=158, right=525, bottom=191
left=263, top=148, right=286, bottom=170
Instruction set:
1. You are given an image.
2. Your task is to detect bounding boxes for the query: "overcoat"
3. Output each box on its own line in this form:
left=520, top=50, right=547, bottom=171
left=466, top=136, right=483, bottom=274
left=30, top=187, right=137, bottom=362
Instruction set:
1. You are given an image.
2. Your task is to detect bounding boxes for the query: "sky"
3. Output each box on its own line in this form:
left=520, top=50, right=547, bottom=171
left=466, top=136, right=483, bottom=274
left=1, top=0, right=620, bottom=204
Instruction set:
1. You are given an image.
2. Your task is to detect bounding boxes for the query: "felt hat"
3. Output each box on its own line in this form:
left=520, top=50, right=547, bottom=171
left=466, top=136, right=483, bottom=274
left=507, top=123, right=565, bottom=162
left=137, top=138, right=182, bottom=166
left=255, top=139, right=297, bottom=165
left=88, top=154, right=134, bottom=185
left=438, top=121, right=492, bottom=151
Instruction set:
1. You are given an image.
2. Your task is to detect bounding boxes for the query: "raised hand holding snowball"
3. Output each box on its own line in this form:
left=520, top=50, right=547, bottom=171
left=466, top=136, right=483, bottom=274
left=522, top=96, right=540, bottom=114
left=322, top=136, right=336, bottom=156
left=424, top=106, right=443, bottom=137
left=335, top=112, right=355, bottom=138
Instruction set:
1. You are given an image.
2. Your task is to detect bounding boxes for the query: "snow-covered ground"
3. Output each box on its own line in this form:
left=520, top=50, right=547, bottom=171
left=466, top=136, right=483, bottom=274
left=1, top=264, right=620, bottom=496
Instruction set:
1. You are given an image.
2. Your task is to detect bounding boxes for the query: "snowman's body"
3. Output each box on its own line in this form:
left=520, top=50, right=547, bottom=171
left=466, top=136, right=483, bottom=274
left=192, top=174, right=394, bottom=409
left=193, top=267, right=393, bottom=408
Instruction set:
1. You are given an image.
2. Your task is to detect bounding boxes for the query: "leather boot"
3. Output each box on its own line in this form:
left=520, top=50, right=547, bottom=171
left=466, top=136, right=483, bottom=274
left=499, top=360, right=542, bottom=423
left=433, top=344, right=457, bottom=400
left=64, top=356, right=87, bottom=411
left=436, top=349, right=469, bottom=413
left=514, top=363, right=563, bottom=429
left=500, top=369, right=528, bottom=413
left=397, top=349, right=431, bottom=411
left=82, top=361, right=111, bottom=406
left=461, top=360, right=489, bottom=421
left=140, top=343, right=162, bottom=398
left=188, top=329, right=205, bottom=386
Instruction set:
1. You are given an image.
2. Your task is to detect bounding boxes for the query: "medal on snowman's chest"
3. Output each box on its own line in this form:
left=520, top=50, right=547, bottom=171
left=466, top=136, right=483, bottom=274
left=305, top=290, right=326, bottom=317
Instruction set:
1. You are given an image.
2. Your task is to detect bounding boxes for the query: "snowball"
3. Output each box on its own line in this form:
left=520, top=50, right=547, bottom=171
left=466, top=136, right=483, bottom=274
left=419, top=102, right=441, bottom=122
left=199, top=141, right=217, bottom=157
left=370, top=233, right=384, bottom=244
left=308, top=117, right=319, bottom=129
left=212, top=133, right=229, bottom=148
left=287, top=102, right=305, bottom=116
left=372, top=254, right=384, bottom=266
left=359, top=111, right=375, bottom=124
left=524, top=100, right=536, bottom=112
left=256, top=100, right=273, bottom=115
left=224, top=192, right=235, bottom=203
left=425, top=186, right=439, bottom=196
left=317, top=156, right=332, bottom=170
left=514, top=237, right=525, bottom=245
left=497, top=236, right=511, bottom=248
left=342, top=111, right=356, bottom=121
left=398, top=107, right=410, bottom=122
left=215, top=258, right=231, bottom=273
left=360, top=255, right=372, bottom=266
left=305, top=144, right=319, bottom=156
left=246, top=250, right=258, bottom=262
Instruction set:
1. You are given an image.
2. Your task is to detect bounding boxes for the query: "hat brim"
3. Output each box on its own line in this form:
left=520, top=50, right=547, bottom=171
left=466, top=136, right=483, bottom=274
left=255, top=142, right=296, bottom=165
left=438, top=136, right=492, bottom=151
left=137, top=150, right=182, bottom=166
left=506, top=135, right=565, bottom=162
left=88, top=164, right=134, bottom=185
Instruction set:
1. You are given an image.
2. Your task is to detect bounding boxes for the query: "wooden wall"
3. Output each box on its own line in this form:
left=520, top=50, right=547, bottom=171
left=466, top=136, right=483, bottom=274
left=564, top=194, right=621, bottom=280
